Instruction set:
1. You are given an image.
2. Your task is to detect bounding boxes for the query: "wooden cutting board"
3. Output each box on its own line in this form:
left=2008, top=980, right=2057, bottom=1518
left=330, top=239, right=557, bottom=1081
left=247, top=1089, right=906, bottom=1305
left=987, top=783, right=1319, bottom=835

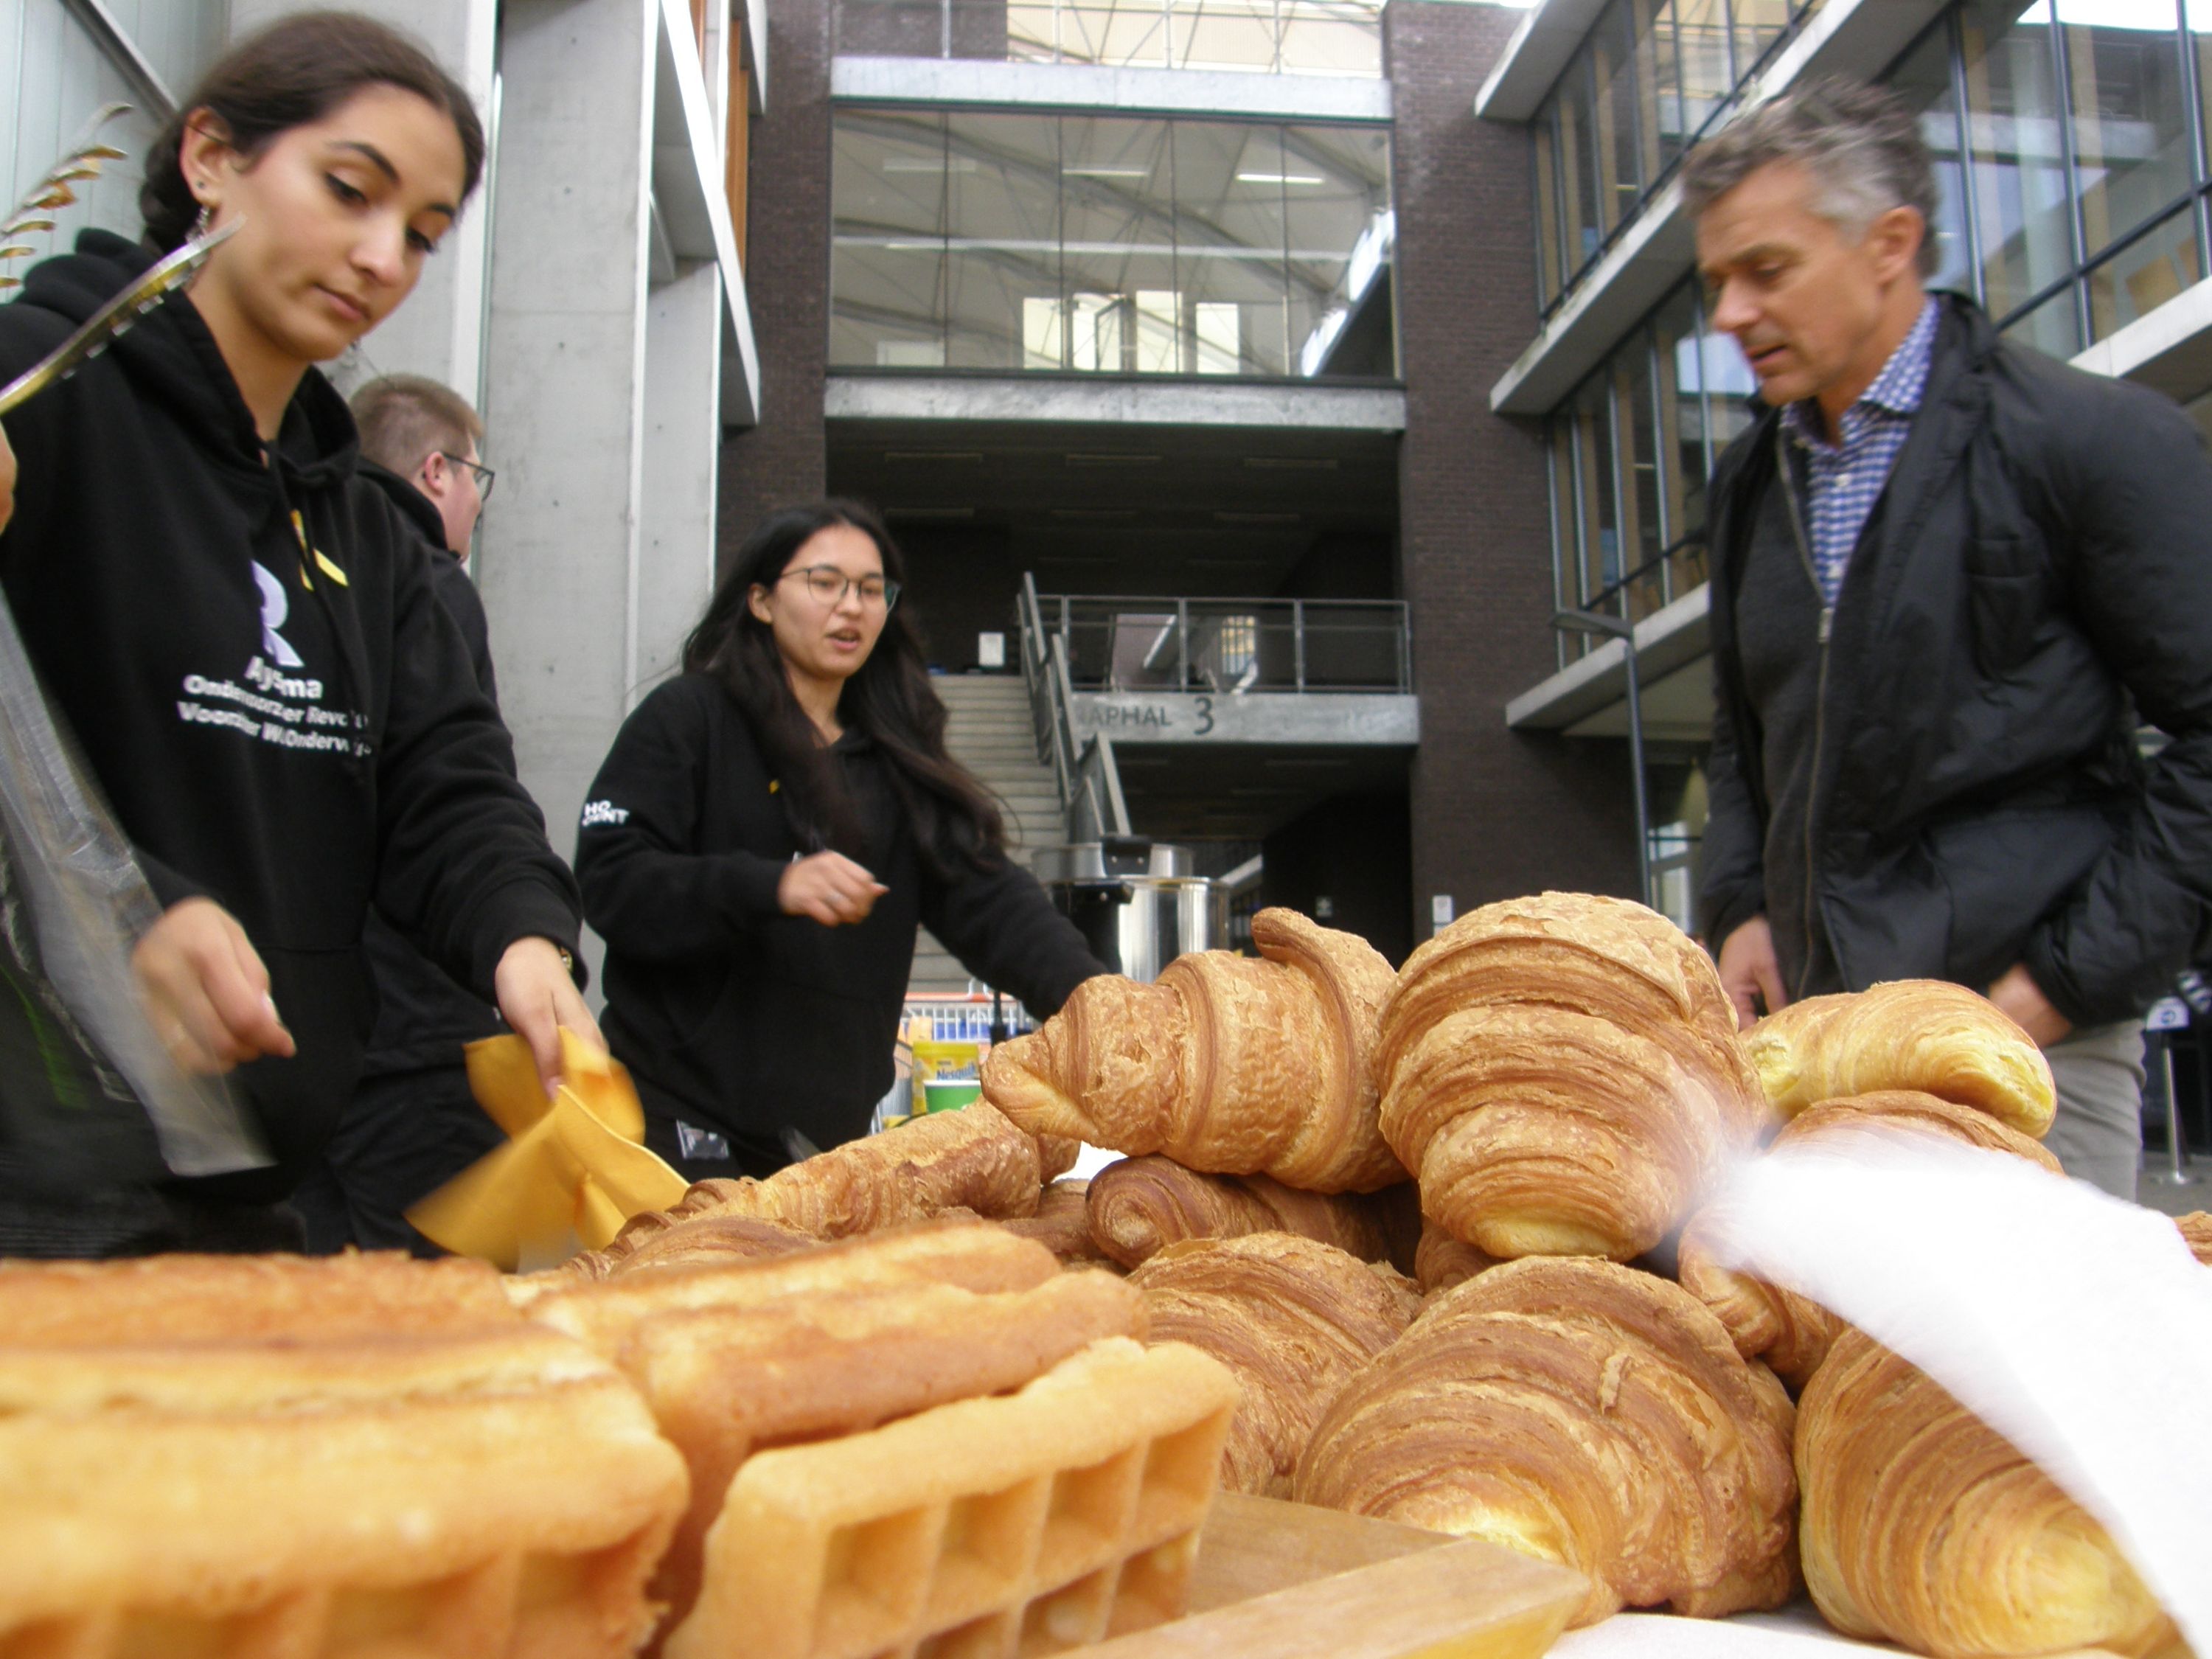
left=1093, top=1494, right=1587, bottom=1659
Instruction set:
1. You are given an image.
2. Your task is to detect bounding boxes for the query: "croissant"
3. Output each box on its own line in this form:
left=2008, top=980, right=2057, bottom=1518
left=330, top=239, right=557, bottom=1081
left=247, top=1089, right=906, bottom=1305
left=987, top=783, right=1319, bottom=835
left=1747, top=981, right=2056, bottom=1137
left=591, top=1103, right=1048, bottom=1261
left=998, top=1179, right=1113, bottom=1265
left=1127, top=1233, right=1417, bottom=1497
left=983, top=908, right=1405, bottom=1193
left=1376, top=893, right=1767, bottom=1262
left=1413, top=1217, right=1497, bottom=1296
left=1798, top=1327, right=2174, bottom=1656
left=1085, top=1155, right=1419, bottom=1271
left=2177, top=1211, right=2212, bottom=1267
left=1677, top=1091, right=2063, bottom=1387
left=1295, top=1257, right=1796, bottom=1627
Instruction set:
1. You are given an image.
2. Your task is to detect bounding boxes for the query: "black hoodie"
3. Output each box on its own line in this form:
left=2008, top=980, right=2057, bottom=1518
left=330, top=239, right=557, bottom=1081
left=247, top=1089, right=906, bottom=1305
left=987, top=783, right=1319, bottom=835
left=576, top=672, right=1102, bottom=1161
left=0, top=232, right=580, bottom=1197
left=352, top=461, right=506, bottom=1077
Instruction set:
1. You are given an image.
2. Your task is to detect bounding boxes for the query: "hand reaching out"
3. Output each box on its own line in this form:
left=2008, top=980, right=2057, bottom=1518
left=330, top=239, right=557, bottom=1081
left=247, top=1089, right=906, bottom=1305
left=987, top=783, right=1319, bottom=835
left=132, top=897, right=296, bottom=1073
left=778, top=851, right=887, bottom=928
left=1717, top=915, right=1787, bottom=1030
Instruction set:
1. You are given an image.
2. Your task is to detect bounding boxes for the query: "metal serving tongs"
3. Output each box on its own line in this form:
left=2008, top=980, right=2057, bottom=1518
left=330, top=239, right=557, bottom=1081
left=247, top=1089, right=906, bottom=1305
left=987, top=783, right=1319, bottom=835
left=0, top=217, right=240, bottom=418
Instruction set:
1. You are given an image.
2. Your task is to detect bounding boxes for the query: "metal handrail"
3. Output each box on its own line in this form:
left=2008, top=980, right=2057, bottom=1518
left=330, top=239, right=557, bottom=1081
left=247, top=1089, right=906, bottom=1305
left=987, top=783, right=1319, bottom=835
left=1019, top=571, right=1130, bottom=840
left=1035, top=591, right=1413, bottom=695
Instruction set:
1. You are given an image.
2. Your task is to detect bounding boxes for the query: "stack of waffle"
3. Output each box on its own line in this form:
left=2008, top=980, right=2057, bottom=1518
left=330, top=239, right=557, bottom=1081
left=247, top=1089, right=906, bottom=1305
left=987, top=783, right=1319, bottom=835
left=0, top=1222, right=1238, bottom=1659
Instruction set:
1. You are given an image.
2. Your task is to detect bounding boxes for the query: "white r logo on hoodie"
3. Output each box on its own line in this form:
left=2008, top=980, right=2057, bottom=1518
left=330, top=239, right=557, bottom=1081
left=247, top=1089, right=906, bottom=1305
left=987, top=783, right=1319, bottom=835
left=252, top=562, right=305, bottom=668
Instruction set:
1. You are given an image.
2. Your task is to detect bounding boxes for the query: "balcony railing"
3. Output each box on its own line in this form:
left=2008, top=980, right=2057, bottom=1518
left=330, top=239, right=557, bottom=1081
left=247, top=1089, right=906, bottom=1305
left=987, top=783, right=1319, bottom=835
left=835, top=0, right=1385, bottom=77
left=1032, top=593, right=1411, bottom=695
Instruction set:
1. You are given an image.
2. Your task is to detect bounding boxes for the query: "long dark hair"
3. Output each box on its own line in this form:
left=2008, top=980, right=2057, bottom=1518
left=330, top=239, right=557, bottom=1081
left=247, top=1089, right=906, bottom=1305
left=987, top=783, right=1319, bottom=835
left=140, top=11, right=487, bottom=253
left=686, top=501, right=1007, bottom=878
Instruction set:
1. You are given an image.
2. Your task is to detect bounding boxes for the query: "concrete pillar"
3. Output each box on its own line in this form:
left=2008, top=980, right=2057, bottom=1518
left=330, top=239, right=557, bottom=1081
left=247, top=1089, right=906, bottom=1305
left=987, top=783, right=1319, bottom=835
left=477, top=0, right=657, bottom=970
left=228, top=0, right=498, bottom=400
left=639, top=260, right=726, bottom=687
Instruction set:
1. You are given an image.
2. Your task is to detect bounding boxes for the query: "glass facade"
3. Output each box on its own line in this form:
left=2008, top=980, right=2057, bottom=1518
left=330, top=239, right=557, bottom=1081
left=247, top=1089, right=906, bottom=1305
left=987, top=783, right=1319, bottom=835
left=1530, top=0, right=1827, bottom=313
left=833, top=0, right=1384, bottom=78
left=1543, top=0, right=2212, bottom=664
left=1548, top=274, right=1754, bottom=660
left=832, top=110, right=1394, bottom=378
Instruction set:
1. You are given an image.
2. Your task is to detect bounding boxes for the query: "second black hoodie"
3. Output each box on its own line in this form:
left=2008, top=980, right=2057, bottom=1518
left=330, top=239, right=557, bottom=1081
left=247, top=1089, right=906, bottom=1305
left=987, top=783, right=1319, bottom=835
left=0, top=232, right=580, bottom=1199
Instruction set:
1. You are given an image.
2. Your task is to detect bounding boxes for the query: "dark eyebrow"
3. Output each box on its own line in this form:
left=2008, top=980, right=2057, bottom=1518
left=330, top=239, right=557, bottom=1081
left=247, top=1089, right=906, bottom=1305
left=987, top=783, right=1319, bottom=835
left=330, top=140, right=457, bottom=219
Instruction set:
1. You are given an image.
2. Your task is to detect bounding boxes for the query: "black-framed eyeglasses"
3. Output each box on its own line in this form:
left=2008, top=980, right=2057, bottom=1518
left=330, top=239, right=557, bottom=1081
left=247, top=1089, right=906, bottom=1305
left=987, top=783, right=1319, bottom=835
left=776, top=565, right=901, bottom=611
left=439, top=452, right=496, bottom=502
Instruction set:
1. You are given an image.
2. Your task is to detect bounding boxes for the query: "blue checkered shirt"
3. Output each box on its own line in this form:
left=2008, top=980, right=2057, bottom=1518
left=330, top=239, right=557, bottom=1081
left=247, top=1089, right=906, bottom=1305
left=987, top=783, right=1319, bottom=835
left=1782, top=299, right=1939, bottom=608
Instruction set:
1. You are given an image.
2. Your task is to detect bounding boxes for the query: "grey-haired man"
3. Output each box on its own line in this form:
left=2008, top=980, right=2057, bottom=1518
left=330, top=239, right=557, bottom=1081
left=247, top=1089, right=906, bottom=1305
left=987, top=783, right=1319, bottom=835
left=1687, top=79, right=2212, bottom=1200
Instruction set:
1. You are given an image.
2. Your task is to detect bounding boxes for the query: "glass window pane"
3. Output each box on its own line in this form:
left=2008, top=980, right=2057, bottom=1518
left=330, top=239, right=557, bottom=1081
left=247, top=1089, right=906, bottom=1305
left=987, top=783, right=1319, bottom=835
left=831, top=113, right=949, bottom=367
left=1060, top=116, right=1175, bottom=372
left=1652, top=282, right=1708, bottom=547
left=1548, top=419, right=1578, bottom=659
left=1573, top=375, right=1624, bottom=606
left=1005, top=0, right=1059, bottom=63
left=1674, top=0, right=1734, bottom=143
left=1962, top=0, right=2074, bottom=322
left=1889, top=22, right=1974, bottom=293
left=1174, top=122, right=1292, bottom=376
left=1591, top=0, right=1646, bottom=233
left=1696, top=288, right=1759, bottom=453
left=1057, top=0, right=1169, bottom=67
left=2088, top=204, right=2202, bottom=341
left=2004, top=281, right=2083, bottom=358
left=1173, top=0, right=1279, bottom=72
left=1644, top=0, right=1690, bottom=173
left=1278, top=0, right=1385, bottom=77
left=1284, top=124, right=1394, bottom=378
left=1534, top=111, right=1564, bottom=306
left=945, top=114, right=1062, bottom=369
left=1731, top=0, right=1792, bottom=76
left=1616, top=335, right=1664, bottom=580
left=2066, top=0, right=2190, bottom=260
left=2193, top=0, right=2212, bottom=176
left=1559, top=51, right=1606, bottom=274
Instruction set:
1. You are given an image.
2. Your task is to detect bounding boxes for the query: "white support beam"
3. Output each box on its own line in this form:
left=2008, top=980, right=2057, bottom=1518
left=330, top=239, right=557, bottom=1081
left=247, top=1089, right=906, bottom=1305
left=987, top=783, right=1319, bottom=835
left=831, top=55, right=1391, bottom=120
left=654, top=0, right=761, bottom=425
left=826, top=375, right=1407, bottom=429
left=1475, top=0, right=1609, bottom=123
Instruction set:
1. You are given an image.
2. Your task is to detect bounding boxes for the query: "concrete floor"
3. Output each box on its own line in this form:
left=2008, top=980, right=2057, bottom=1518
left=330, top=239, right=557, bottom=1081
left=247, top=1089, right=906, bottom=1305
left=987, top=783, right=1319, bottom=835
left=2134, top=1152, right=2209, bottom=1219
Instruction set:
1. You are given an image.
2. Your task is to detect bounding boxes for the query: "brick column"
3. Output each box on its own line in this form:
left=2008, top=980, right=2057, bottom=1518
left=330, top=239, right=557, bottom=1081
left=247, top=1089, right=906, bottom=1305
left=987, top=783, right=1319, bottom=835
left=1388, top=0, right=1638, bottom=939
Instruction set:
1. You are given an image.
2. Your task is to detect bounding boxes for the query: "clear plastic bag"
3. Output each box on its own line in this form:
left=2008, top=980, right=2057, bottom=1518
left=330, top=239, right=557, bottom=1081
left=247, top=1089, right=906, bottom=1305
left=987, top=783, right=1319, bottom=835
left=0, top=586, right=266, bottom=1178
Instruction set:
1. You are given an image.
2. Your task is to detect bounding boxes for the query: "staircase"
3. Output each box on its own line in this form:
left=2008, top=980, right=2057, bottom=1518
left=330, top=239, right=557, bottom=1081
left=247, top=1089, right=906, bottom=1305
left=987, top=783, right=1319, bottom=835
left=908, top=674, right=1065, bottom=993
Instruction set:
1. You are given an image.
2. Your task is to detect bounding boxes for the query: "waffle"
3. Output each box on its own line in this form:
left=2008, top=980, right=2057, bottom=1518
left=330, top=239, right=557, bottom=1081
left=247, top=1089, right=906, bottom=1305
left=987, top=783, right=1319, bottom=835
left=0, top=1326, right=689, bottom=1657
left=625, top=1269, right=1147, bottom=1632
left=664, top=1337, right=1239, bottom=1659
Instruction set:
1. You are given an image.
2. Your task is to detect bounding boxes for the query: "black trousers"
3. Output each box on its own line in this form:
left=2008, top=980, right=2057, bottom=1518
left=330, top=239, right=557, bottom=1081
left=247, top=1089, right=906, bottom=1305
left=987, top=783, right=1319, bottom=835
left=292, top=1065, right=507, bottom=1256
left=640, top=1102, right=789, bottom=1185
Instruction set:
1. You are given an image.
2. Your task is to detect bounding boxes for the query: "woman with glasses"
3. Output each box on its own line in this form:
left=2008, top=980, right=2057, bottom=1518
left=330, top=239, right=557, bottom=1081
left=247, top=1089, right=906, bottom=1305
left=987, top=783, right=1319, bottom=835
left=576, top=500, right=1104, bottom=1178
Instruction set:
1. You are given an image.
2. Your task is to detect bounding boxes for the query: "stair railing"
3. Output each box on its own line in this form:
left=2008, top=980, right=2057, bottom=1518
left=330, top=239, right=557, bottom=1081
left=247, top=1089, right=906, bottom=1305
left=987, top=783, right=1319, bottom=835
left=1019, top=571, right=1129, bottom=841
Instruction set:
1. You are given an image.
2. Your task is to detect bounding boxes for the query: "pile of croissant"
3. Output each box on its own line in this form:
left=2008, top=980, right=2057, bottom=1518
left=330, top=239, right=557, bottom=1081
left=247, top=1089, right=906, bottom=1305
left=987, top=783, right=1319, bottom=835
left=962, top=896, right=2190, bottom=1653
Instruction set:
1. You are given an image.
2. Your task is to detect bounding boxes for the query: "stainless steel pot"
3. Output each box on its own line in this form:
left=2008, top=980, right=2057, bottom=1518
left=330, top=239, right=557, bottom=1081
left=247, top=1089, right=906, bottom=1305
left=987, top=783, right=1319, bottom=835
left=1031, top=837, right=1228, bottom=983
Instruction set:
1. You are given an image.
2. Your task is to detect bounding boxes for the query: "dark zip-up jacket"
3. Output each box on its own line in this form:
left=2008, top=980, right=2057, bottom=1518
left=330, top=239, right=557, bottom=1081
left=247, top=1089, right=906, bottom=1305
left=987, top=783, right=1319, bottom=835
left=576, top=672, right=1103, bottom=1158
left=352, top=462, right=506, bottom=1077
left=1697, top=293, right=2212, bottom=1026
left=0, top=232, right=581, bottom=1197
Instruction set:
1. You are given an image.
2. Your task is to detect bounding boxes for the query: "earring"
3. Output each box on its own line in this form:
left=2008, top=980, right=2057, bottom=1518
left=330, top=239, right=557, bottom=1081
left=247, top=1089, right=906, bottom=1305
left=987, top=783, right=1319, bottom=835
left=191, top=203, right=212, bottom=241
